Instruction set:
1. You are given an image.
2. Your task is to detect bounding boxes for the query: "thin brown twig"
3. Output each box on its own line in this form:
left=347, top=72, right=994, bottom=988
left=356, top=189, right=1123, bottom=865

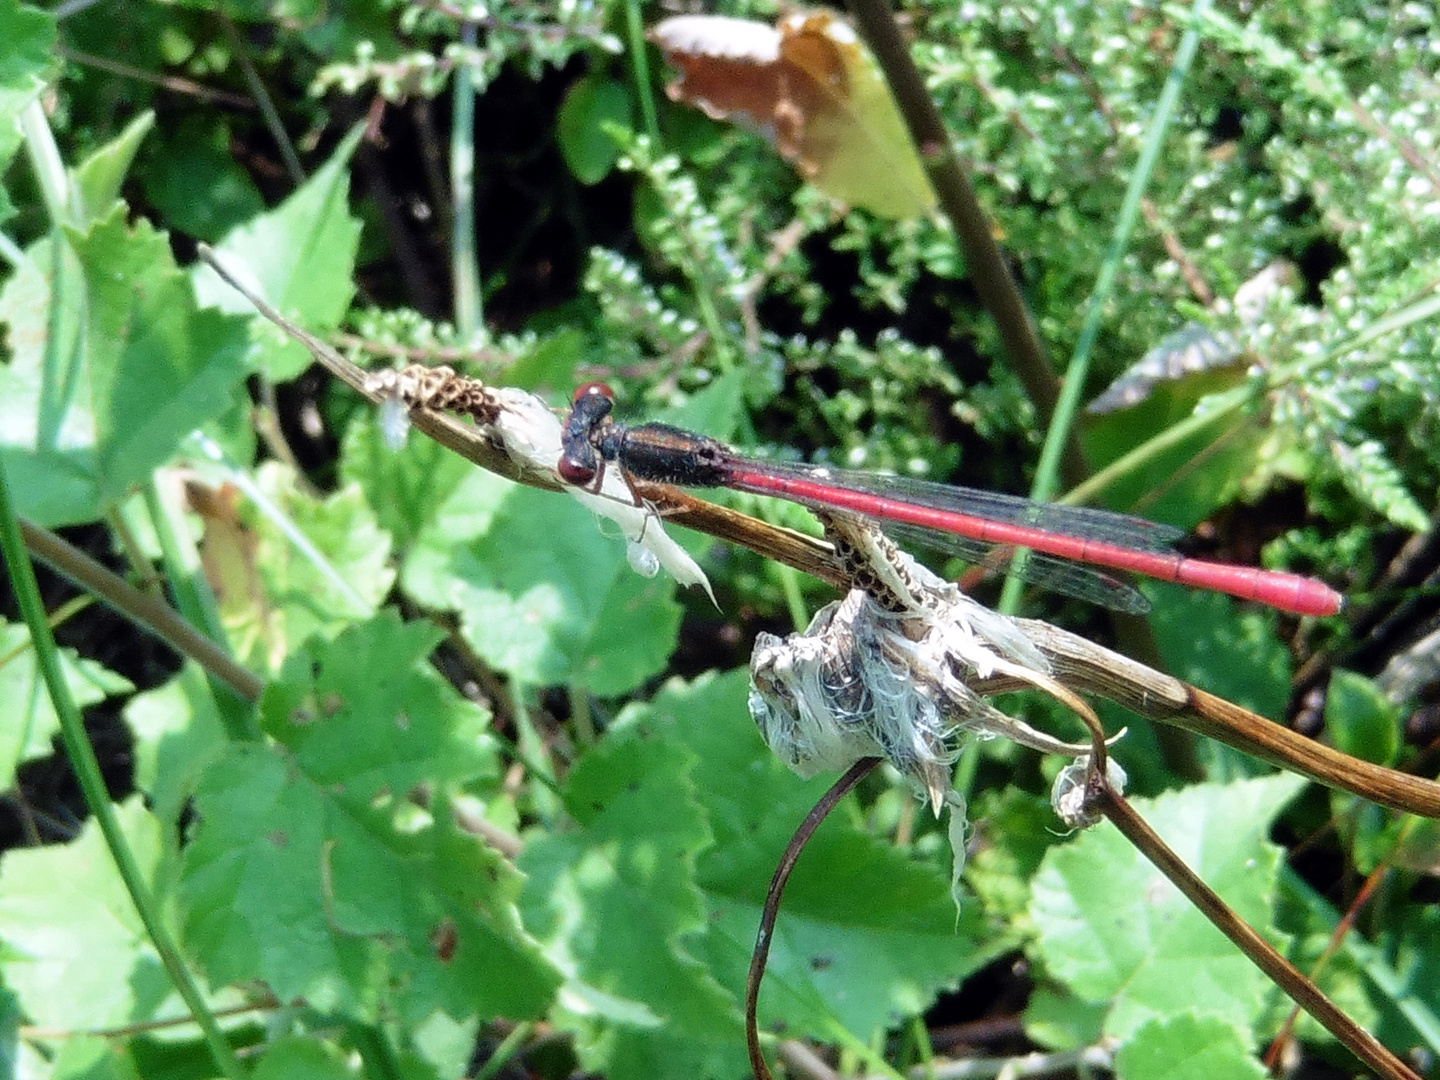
left=202, top=248, right=1440, bottom=1076
left=1009, top=621, right=1440, bottom=819
left=56, top=46, right=256, bottom=109
left=20, top=519, right=265, bottom=704
left=1264, top=864, right=1387, bottom=1071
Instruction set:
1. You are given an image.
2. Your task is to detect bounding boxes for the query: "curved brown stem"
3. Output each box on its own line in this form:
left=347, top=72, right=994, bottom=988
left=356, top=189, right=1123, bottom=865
left=746, top=758, right=879, bottom=1080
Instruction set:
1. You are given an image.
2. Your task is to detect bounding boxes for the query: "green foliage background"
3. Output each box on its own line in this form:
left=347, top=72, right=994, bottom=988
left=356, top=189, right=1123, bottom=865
left=0, top=0, right=1437, bottom=1078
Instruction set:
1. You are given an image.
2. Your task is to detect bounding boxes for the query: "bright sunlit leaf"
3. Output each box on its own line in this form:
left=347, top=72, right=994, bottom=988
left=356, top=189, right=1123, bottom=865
left=650, top=12, right=936, bottom=219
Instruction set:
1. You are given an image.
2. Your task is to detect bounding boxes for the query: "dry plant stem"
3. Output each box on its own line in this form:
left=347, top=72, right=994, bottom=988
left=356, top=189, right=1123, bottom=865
left=1015, top=620, right=1440, bottom=819
left=1093, top=778, right=1422, bottom=1080
left=1265, top=866, right=1387, bottom=1072
left=845, top=0, right=1088, bottom=490
left=20, top=519, right=266, bottom=703
left=747, top=758, right=880, bottom=1080
left=55, top=46, right=256, bottom=109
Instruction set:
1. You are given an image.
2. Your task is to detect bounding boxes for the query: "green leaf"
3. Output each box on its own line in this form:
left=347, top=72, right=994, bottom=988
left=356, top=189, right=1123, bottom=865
left=405, top=472, right=684, bottom=697
left=557, top=75, right=632, bottom=185
left=965, top=787, right=1068, bottom=920
left=0, top=0, right=53, bottom=92
left=1324, top=669, right=1400, bottom=767
left=193, top=126, right=363, bottom=380
left=67, top=208, right=253, bottom=508
left=72, top=111, right=155, bottom=225
left=1080, top=381, right=1265, bottom=530
left=1023, top=984, right=1107, bottom=1052
left=0, top=0, right=55, bottom=225
left=1114, top=1015, right=1268, bottom=1080
left=49, top=1034, right=143, bottom=1080
left=616, top=672, right=1002, bottom=1065
left=518, top=724, right=740, bottom=1080
left=0, top=619, right=133, bottom=788
left=1147, top=585, right=1290, bottom=721
left=180, top=616, right=558, bottom=1019
left=141, top=116, right=266, bottom=241
left=260, top=611, right=496, bottom=800
left=125, top=662, right=240, bottom=830
left=1029, top=775, right=1304, bottom=1040
left=339, top=410, right=473, bottom=552
left=658, top=367, right=749, bottom=444
left=0, top=799, right=176, bottom=1030
left=503, top=326, right=588, bottom=393
left=252, top=1036, right=354, bottom=1080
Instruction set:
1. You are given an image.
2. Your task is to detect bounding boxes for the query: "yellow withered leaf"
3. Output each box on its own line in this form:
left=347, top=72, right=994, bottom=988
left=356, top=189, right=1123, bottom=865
left=650, top=12, right=937, bottom=219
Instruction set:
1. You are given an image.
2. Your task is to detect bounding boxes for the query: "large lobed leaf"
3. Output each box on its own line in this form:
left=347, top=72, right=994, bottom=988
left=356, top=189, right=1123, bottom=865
left=1029, top=775, right=1305, bottom=1042
left=177, top=613, right=560, bottom=1022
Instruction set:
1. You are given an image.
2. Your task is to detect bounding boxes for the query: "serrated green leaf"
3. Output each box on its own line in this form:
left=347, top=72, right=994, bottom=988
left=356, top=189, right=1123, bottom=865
left=261, top=611, right=495, bottom=799
left=0, top=619, right=133, bottom=788
left=65, top=208, right=252, bottom=507
left=0, top=799, right=175, bottom=1030
left=1331, top=438, right=1428, bottom=532
left=193, top=127, right=363, bottom=380
left=1147, top=585, right=1290, bottom=721
left=126, top=663, right=246, bottom=830
left=557, top=75, right=632, bottom=185
left=406, top=472, right=684, bottom=697
left=175, top=616, right=543, bottom=1022
left=72, top=111, right=155, bottom=225
left=1029, top=775, right=1304, bottom=1040
left=179, top=730, right=558, bottom=1021
left=339, top=411, right=473, bottom=551
left=965, top=787, right=1067, bottom=920
left=1114, top=1014, right=1267, bottom=1080
left=518, top=723, right=740, bottom=1080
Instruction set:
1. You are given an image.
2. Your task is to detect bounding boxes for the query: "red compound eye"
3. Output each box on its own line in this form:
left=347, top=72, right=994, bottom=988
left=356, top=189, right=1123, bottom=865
left=572, top=381, right=615, bottom=405
left=557, top=456, right=598, bottom=485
